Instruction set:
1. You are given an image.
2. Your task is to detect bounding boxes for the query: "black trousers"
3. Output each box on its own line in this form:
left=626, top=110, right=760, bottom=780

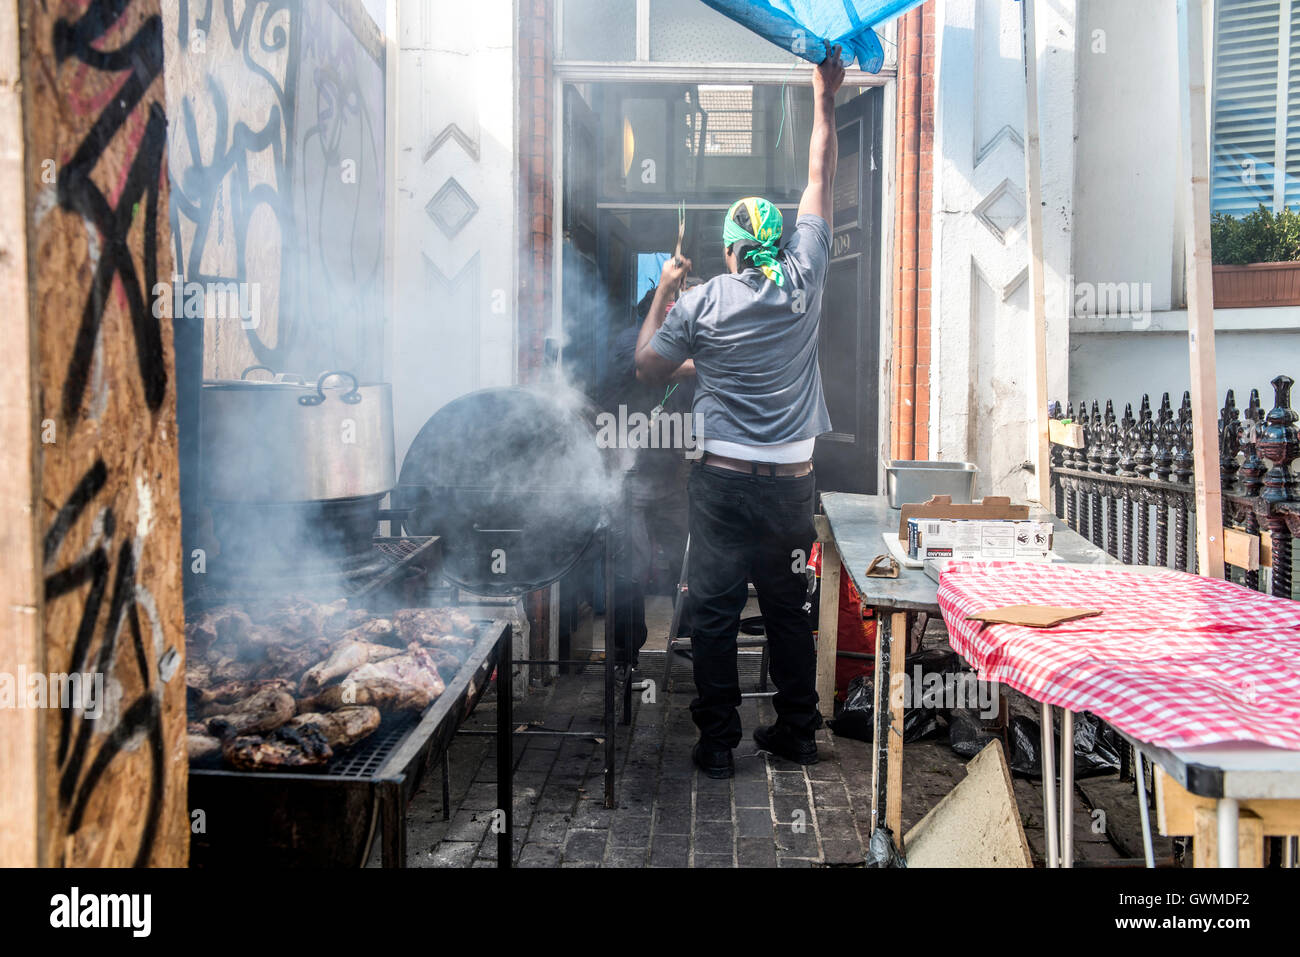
left=686, top=463, right=820, bottom=749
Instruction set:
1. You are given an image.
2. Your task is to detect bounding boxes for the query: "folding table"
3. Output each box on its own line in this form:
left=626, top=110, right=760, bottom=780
left=816, top=491, right=1115, bottom=858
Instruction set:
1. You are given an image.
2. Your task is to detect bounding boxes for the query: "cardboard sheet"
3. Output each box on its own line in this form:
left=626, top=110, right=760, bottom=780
left=966, top=604, right=1102, bottom=628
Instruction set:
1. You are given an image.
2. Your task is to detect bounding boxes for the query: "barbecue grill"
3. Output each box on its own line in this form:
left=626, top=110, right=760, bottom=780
left=397, top=387, right=632, bottom=808
left=189, top=616, right=512, bottom=868
left=187, top=536, right=514, bottom=868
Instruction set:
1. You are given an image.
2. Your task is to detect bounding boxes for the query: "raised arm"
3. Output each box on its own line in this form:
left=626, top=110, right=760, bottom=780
left=635, top=255, right=693, bottom=384
left=798, top=45, right=846, bottom=228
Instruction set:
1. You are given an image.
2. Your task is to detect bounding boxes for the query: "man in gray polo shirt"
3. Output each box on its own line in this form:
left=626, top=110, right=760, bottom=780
left=635, top=46, right=845, bottom=778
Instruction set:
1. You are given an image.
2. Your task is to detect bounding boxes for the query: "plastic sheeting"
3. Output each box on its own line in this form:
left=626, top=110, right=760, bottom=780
left=697, top=0, right=929, bottom=73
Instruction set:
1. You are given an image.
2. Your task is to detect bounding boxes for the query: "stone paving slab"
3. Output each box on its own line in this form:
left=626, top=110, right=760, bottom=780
left=400, top=660, right=1151, bottom=868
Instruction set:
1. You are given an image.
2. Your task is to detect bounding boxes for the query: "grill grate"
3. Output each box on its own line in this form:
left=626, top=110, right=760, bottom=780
left=325, top=712, right=420, bottom=779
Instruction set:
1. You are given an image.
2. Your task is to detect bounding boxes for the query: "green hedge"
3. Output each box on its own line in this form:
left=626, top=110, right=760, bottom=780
left=1211, top=204, right=1300, bottom=265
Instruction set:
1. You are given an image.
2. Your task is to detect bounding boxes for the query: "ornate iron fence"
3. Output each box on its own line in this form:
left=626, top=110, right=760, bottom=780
left=1048, top=375, right=1299, bottom=600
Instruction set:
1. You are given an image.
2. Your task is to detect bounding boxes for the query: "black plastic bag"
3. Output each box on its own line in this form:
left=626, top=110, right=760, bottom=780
left=947, top=708, right=997, bottom=758
left=864, top=826, right=907, bottom=868
left=828, top=674, right=875, bottom=742
left=1006, top=711, right=1122, bottom=779
left=829, top=671, right=944, bottom=744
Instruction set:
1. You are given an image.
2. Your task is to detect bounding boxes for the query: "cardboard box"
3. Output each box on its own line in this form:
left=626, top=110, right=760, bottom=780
left=909, top=519, right=1053, bottom=561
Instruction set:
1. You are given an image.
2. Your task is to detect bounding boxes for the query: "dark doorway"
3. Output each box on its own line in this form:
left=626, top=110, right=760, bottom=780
left=813, top=88, right=883, bottom=495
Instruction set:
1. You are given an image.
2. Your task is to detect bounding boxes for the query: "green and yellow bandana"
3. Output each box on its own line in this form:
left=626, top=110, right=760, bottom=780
left=723, top=197, right=785, bottom=287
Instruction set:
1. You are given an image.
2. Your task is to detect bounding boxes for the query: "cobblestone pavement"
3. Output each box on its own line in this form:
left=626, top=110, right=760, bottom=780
left=401, top=661, right=1163, bottom=868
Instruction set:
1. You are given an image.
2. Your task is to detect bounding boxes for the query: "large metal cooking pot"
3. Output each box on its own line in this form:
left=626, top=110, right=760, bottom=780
left=397, top=387, right=617, bottom=595
left=201, top=368, right=396, bottom=504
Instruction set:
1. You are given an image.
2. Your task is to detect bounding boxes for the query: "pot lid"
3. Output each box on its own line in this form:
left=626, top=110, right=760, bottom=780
left=397, top=387, right=617, bottom=595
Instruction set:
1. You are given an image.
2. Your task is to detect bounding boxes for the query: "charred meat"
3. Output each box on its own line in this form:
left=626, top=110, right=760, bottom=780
left=223, top=724, right=333, bottom=771
left=204, top=687, right=296, bottom=738
left=297, top=677, right=432, bottom=715
left=299, top=640, right=402, bottom=695
left=289, top=706, right=382, bottom=749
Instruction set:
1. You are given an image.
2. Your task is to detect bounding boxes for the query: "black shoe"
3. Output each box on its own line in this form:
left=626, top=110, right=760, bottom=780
left=753, top=723, right=818, bottom=765
left=692, top=741, right=735, bottom=779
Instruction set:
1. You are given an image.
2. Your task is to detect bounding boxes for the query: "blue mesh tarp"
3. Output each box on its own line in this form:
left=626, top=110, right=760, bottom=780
left=698, top=0, right=929, bottom=73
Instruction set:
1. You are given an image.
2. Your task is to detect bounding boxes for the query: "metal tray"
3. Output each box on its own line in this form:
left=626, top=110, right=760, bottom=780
left=885, top=460, right=979, bottom=509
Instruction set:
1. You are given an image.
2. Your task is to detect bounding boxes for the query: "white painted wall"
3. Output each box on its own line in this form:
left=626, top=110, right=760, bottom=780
left=390, top=0, right=518, bottom=467
left=931, top=0, right=1075, bottom=501
left=1064, top=0, right=1300, bottom=417
left=932, top=0, right=1299, bottom=494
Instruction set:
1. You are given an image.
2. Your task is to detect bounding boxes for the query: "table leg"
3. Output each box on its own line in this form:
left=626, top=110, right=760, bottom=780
left=869, top=610, right=888, bottom=834
left=885, top=612, right=907, bottom=839
left=1060, top=709, right=1074, bottom=868
left=604, top=528, right=617, bottom=809
left=1133, top=749, right=1155, bottom=869
left=441, top=752, right=451, bottom=822
left=870, top=611, right=907, bottom=840
left=379, top=777, right=406, bottom=869
left=496, top=630, right=513, bottom=870
left=1217, top=798, right=1240, bottom=868
left=1040, top=702, right=1059, bottom=868
left=813, top=518, right=840, bottom=722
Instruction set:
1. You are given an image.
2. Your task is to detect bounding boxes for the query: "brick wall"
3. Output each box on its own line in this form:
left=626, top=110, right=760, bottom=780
left=891, top=1, right=935, bottom=461
left=517, top=0, right=554, bottom=384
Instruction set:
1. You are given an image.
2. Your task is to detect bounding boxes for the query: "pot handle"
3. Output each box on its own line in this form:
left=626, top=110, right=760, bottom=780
left=241, top=365, right=306, bottom=386
left=299, top=370, right=362, bottom=406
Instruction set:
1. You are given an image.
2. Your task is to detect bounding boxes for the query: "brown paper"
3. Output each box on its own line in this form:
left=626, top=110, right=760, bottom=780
left=966, top=605, right=1102, bottom=628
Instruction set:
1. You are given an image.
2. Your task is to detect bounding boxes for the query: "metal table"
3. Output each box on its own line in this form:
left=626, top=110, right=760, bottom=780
left=816, top=492, right=1115, bottom=865
left=1121, top=735, right=1300, bottom=868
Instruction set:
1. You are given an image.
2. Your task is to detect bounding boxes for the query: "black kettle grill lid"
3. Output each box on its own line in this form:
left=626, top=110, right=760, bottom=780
left=397, top=386, right=616, bottom=595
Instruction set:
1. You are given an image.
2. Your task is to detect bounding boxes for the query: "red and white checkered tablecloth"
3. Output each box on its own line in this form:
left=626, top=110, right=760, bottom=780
left=936, top=561, right=1300, bottom=750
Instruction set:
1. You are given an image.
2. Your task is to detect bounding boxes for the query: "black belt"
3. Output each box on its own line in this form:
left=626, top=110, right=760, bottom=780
left=701, top=453, right=813, bottom=477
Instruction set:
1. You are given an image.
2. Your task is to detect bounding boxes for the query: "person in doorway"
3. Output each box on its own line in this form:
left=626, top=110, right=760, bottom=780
left=598, top=279, right=698, bottom=675
left=634, top=46, right=846, bottom=778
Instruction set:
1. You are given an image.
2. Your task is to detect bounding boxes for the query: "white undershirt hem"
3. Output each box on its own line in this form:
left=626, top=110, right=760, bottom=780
left=701, top=437, right=816, bottom=464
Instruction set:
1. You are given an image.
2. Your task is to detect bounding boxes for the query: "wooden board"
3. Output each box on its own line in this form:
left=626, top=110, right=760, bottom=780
left=814, top=516, right=840, bottom=721
left=904, top=740, right=1033, bottom=867
left=1155, top=768, right=1300, bottom=836
left=885, top=612, right=907, bottom=838
left=23, top=0, right=187, bottom=866
left=896, top=495, right=1030, bottom=540
left=0, top=0, right=40, bottom=868
left=1048, top=419, right=1085, bottom=449
left=1020, top=0, right=1052, bottom=508
left=1176, top=0, right=1226, bottom=579
left=1193, top=807, right=1263, bottom=868
left=1224, top=527, right=1261, bottom=572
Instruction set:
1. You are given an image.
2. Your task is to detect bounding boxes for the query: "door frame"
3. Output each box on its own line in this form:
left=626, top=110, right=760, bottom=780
left=552, top=73, right=898, bottom=493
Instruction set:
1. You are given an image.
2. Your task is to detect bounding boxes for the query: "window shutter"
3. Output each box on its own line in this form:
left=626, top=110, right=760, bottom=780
left=1212, top=0, right=1283, bottom=216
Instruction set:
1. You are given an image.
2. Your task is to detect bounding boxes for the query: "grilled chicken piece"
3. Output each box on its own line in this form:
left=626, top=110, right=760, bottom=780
left=297, top=677, right=432, bottom=715
left=204, top=687, right=296, bottom=739
left=346, top=644, right=445, bottom=699
left=324, top=605, right=372, bottom=637
left=393, top=608, right=477, bottom=645
left=189, top=678, right=293, bottom=716
left=186, top=606, right=254, bottom=657
left=186, top=662, right=212, bottom=689
left=425, top=648, right=462, bottom=683
left=340, top=618, right=397, bottom=644
left=299, top=641, right=403, bottom=694
left=256, top=640, right=328, bottom=682
left=223, top=724, right=333, bottom=771
left=207, top=654, right=260, bottom=684
left=289, top=706, right=382, bottom=749
left=188, top=733, right=223, bottom=764
left=259, top=596, right=328, bottom=641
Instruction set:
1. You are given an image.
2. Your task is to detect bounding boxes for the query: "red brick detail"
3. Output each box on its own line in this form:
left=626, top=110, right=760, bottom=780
left=891, top=2, right=935, bottom=462
left=516, top=0, right=554, bottom=385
